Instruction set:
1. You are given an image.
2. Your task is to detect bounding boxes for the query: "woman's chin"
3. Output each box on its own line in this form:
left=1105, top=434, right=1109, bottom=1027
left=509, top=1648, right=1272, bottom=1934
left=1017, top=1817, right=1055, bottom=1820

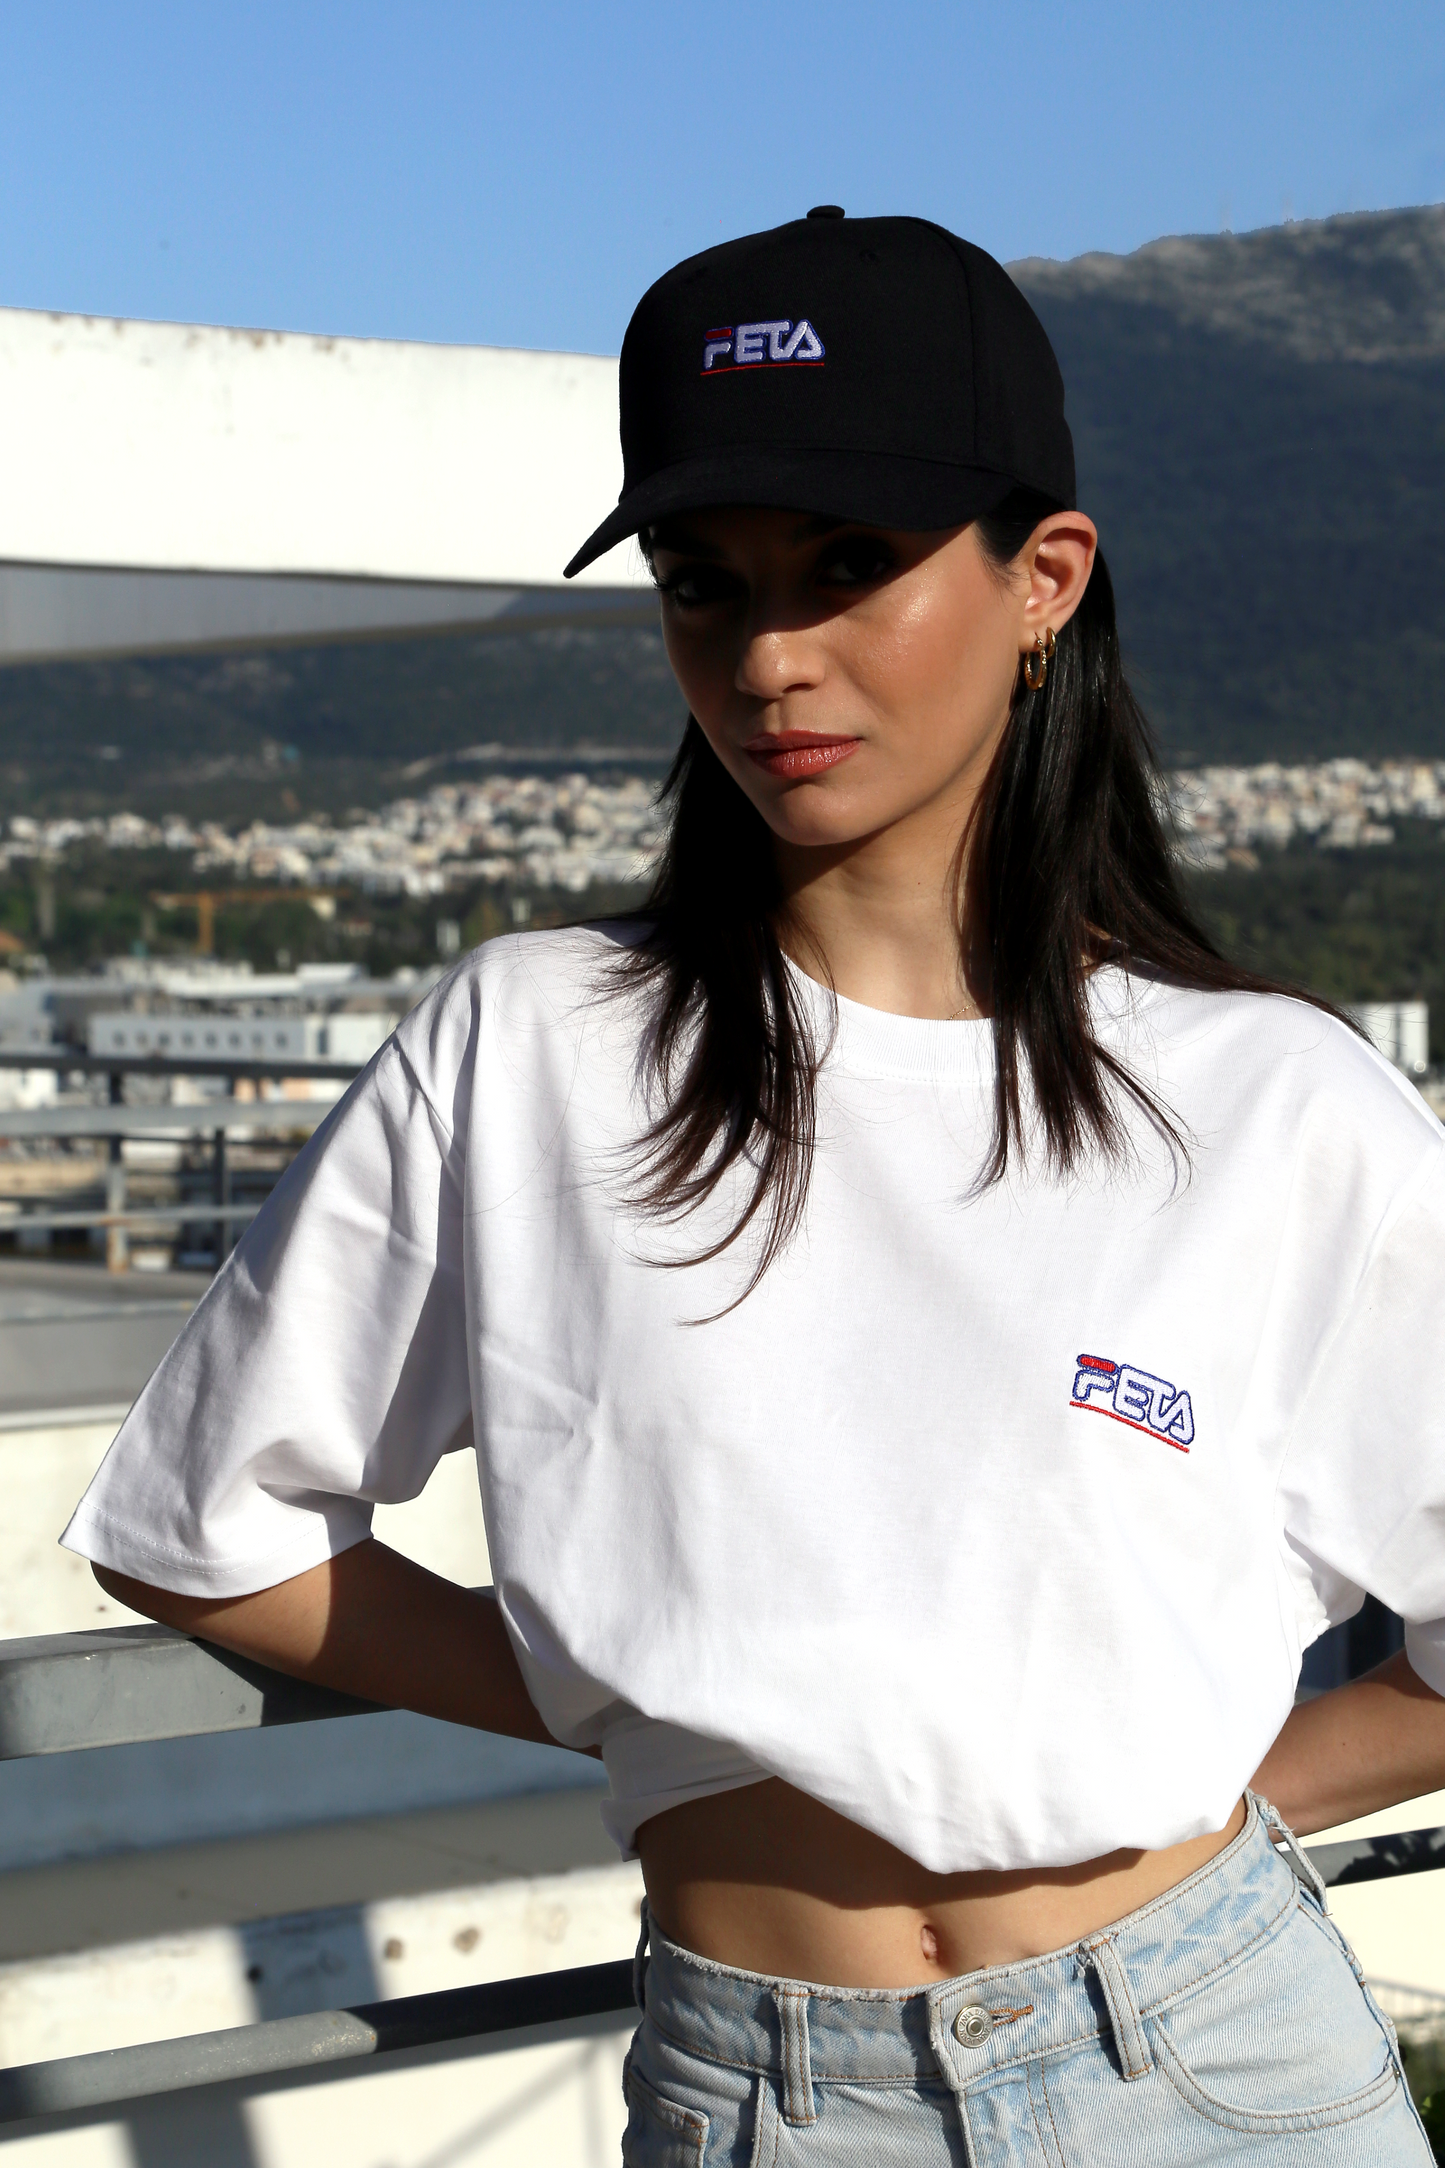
left=761, top=787, right=930, bottom=855
left=763, top=809, right=882, bottom=854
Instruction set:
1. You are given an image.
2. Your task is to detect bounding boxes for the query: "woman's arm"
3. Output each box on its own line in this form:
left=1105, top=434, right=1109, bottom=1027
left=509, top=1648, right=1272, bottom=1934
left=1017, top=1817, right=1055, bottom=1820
left=1251, top=1652, right=1445, bottom=1835
left=94, top=1538, right=574, bottom=1752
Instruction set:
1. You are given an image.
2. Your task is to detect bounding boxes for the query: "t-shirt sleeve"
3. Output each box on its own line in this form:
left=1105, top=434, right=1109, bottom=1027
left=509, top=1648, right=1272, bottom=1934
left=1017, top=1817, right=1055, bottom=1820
left=61, top=1033, right=472, bottom=1597
left=1276, top=1139, right=1445, bottom=1695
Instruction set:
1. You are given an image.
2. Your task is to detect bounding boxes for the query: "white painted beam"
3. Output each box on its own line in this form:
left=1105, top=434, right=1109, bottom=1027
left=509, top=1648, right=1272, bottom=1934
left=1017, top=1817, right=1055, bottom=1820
left=0, top=308, right=642, bottom=593
left=0, top=562, right=655, bottom=667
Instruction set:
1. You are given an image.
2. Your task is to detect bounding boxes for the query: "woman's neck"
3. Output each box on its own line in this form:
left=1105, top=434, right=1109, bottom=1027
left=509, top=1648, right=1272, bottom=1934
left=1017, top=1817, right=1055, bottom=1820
left=775, top=808, right=983, bottom=1023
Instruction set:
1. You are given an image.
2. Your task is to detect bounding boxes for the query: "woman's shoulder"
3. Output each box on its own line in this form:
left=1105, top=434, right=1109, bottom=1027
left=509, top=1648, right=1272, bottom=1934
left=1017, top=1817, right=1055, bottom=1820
left=389, top=919, right=653, bottom=1097
left=463, top=917, right=653, bottom=1021
left=1112, top=969, right=1443, bottom=1166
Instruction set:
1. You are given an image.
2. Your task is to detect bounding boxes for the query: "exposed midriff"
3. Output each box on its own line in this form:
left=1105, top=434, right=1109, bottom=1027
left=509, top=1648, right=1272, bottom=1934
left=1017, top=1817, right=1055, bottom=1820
left=637, top=1779, right=1249, bottom=1988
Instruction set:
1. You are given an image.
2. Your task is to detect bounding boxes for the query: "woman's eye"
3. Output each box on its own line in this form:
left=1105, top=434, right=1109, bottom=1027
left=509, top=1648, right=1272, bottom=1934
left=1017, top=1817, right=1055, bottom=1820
left=656, top=565, right=740, bottom=607
left=818, top=539, right=895, bottom=587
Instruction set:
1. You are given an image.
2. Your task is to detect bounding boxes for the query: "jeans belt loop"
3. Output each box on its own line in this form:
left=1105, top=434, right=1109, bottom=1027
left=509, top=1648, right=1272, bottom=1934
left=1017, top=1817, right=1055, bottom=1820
left=1082, top=1933, right=1153, bottom=2081
left=773, top=1986, right=818, bottom=2125
left=632, top=1897, right=650, bottom=2014
left=1253, top=1790, right=1331, bottom=1913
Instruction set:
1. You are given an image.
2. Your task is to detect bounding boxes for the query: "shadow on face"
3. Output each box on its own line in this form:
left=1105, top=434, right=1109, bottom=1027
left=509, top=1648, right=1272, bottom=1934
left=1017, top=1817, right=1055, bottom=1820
left=646, top=503, right=1028, bottom=856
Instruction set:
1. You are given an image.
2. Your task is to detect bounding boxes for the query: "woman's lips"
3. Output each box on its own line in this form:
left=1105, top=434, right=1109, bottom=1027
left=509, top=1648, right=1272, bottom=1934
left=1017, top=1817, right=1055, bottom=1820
left=743, top=732, right=861, bottom=779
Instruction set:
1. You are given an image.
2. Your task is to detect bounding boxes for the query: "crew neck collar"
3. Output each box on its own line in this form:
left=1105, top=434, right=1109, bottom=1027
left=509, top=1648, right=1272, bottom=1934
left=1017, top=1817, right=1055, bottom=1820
left=783, top=957, right=1157, bottom=1082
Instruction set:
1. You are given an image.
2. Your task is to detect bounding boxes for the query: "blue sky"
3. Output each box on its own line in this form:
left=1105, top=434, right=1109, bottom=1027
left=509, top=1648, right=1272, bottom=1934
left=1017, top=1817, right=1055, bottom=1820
left=0, top=3, right=1439, bottom=354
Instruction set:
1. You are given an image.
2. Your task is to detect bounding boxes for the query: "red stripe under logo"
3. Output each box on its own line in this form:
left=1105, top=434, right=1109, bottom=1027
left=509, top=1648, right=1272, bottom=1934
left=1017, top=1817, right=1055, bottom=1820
left=1070, top=1402, right=1191, bottom=1454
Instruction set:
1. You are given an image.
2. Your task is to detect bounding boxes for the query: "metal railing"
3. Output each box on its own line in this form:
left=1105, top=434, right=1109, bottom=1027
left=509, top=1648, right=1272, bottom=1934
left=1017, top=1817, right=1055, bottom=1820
left=0, top=1050, right=362, bottom=1082
left=0, top=1609, right=1442, bottom=2129
left=0, top=1609, right=636, bottom=2129
left=0, top=1045, right=361, bottom=1268
left=0, top=1963, right=636, bottom=2125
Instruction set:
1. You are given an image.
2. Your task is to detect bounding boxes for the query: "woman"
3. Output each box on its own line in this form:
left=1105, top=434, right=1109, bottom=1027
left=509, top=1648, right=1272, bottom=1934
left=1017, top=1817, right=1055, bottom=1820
left=66, top=212, right=1445, bottom=2163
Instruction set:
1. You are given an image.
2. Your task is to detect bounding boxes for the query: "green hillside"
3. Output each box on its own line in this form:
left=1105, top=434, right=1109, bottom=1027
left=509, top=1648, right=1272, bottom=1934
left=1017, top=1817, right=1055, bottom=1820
left=1013, top=206, right=1445, bottom=764
left=0, top=626, right=687, bottom=823
left=1181, top=824, right=1445, bottom=1062
left=1, top=204, right=1442, bottom=819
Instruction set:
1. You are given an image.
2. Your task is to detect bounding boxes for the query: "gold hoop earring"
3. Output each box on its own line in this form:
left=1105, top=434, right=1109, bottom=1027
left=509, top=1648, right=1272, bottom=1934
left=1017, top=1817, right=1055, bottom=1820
left=1022, top=627, right=1056, bottom=692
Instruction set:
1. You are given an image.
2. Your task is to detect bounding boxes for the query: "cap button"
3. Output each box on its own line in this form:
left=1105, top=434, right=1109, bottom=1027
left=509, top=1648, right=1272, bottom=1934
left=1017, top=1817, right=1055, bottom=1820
left=806, top=205, right=845, bottom=220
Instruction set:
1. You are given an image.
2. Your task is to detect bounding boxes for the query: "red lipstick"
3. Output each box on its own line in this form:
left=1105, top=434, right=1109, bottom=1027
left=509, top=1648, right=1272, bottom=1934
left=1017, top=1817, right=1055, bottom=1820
left=743, top=731, right=860, bottom=779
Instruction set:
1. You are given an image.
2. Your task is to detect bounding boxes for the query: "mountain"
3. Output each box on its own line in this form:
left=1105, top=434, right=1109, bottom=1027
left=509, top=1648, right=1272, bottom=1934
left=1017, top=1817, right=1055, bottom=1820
left=1, top=204, right=1443, bottom=817
left=0, top=628, right=686, bottom=823
left=1016, top=208, right=1445, bottom=367
left=1012, top=206, right=1445, bottom=763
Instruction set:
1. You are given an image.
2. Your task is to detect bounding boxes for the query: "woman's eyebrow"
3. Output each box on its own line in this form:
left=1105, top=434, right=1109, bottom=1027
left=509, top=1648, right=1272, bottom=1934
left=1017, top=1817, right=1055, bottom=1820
left=649, top=525, right=723, bottom=559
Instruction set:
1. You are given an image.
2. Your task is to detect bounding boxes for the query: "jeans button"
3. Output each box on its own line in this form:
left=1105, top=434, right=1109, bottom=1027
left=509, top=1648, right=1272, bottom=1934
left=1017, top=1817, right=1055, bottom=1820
left=954, top=2005, right=994, bottom=2047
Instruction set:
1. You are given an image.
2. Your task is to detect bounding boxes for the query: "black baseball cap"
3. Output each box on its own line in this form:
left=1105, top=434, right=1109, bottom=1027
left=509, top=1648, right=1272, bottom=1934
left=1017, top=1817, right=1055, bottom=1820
left=563, top=208, right=1075, bottom=578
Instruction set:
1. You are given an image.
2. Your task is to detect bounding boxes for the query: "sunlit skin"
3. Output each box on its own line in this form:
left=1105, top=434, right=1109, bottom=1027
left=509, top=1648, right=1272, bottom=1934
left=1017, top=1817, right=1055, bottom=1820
left=92, top=503, right=1445, bottom=1990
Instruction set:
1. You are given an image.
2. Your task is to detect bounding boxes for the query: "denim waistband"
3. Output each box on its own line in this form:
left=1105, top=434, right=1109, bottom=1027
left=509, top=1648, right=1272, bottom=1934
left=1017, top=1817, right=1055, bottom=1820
left=639, top=1795, right=1317, bottom=2113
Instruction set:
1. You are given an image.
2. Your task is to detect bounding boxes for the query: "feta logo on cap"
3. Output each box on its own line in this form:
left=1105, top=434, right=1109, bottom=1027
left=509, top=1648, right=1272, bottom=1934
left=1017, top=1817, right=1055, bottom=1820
left=1070, top=1353, right=1194, bottom=1452
left=701, top=319, right=825, bottom=373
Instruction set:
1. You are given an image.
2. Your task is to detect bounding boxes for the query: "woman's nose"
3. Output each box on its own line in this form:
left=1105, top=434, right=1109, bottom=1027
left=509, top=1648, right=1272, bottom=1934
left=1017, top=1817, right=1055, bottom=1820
left=735, top=628, right=825, bottom=701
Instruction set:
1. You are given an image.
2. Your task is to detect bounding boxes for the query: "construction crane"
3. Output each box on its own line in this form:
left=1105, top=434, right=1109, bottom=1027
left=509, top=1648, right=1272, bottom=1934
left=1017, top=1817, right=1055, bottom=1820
left=150, top=889, right=335, bottom=957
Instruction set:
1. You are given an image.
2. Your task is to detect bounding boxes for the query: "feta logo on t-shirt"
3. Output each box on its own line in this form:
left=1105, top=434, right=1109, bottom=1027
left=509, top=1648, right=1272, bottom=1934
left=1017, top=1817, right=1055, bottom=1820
left=1070, top=1354, right=1194, bottom=1453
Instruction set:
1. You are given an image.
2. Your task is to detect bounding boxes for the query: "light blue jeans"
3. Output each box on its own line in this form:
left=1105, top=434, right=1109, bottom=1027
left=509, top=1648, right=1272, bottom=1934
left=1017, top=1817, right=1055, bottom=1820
left=621, top=1795, right=1432, bottom=2165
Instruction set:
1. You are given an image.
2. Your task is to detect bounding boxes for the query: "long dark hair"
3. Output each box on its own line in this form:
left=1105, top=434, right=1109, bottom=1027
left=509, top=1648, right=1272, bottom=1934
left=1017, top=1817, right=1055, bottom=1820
left=615, top=492, right=1334, bottom=1295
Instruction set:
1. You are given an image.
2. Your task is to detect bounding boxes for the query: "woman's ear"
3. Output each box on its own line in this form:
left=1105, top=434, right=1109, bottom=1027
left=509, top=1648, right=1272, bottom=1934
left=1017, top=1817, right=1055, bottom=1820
left=1019, top=512, right=1098, bottom=647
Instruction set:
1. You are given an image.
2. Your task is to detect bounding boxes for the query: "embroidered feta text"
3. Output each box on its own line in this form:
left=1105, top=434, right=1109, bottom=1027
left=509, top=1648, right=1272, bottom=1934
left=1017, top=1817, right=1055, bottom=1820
left=1070, top=1354, right=1194, bottom=1453
left=701, top=320, right=826, bottom=373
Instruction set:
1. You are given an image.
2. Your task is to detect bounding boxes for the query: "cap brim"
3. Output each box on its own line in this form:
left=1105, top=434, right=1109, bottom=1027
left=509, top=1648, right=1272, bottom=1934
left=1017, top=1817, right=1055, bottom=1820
left=562, top=448, right=1022, bottom=578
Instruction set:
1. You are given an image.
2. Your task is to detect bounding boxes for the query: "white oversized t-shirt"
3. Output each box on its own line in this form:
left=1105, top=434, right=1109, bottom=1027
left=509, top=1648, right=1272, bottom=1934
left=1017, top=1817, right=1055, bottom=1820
left=63, top=928, right=1445, bottom=1873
